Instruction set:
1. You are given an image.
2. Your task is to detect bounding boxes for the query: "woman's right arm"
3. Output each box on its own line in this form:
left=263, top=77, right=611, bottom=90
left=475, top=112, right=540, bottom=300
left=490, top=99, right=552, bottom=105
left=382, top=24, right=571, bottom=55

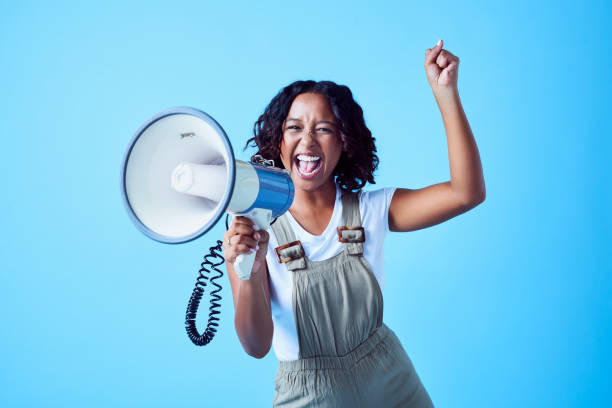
left=223, top=216, right=273, bottom=359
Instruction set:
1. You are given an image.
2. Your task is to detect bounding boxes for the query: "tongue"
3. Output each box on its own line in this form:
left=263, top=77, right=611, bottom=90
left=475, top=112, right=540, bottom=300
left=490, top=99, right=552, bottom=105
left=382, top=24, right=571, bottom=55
left=298, top=159, right=319, bottom=173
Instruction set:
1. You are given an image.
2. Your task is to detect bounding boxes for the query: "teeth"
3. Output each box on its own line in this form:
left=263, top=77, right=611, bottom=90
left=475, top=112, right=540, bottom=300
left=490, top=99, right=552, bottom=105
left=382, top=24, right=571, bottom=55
left=297, top=154, right=320, bottom=162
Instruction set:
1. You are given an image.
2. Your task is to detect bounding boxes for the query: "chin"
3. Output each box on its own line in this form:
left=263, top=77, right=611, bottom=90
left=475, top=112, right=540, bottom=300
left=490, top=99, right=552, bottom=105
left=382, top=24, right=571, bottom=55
left=291, top=174, right=334, bottom=192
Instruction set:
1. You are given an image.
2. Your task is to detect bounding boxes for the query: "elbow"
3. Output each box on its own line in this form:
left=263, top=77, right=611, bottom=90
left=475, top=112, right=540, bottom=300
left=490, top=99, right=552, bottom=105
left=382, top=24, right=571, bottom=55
left=244, top=343, right=271, bottom=359
left=461, top=189, right=486, bottom=208
left=236, top=322, right=273, bottom=359
left=475, top=189, right=486, bottom=205
left=478, top=180, right=487, bottom=203
left=471, top=183, right=487, bottom=206
left=247, top=350, right=269, bottom=359
left=479, top=185, right=486, bottom=203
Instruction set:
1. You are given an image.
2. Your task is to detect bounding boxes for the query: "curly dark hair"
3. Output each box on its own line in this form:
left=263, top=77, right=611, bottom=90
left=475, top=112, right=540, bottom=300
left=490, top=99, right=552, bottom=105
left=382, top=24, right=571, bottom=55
left=244, top=80, right=379, bottom=192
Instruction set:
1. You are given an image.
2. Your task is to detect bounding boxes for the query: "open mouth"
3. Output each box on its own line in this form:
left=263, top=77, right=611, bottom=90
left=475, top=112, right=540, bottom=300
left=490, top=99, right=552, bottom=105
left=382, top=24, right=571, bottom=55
left=294, top=154, right=323, bottom=179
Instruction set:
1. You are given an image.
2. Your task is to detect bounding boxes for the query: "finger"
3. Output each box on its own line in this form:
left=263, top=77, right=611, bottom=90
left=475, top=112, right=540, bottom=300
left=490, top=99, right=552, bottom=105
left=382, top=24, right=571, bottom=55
left=233, top=243, right=257, bottom=254
left=231, top=234, right=258, bottom=249
left=231, top=216, right=255, bottom=228
left=225, top=246, right=247, bottom=263
left=436, top=51, right=451, bottom=69
left=438, top=50, right=460, bottom=68
left=446, top=60, right=459, bottom=72
left=439, top=61, right=459, bottom=84
left=442, top=49, right=457, bottom=60
left=256, top=230, right=269, bottom=244
left=425, top=39, right=443, bottom=65
left=231, top=223, right=256, bottom=236
left=222, top=230, right=232, bottom=246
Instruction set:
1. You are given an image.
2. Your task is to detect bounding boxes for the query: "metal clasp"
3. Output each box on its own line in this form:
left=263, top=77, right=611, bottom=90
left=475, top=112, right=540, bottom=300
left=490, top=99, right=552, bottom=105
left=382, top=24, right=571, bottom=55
left=251, top=154, right=275, bottom=167
left=337, top=226, right=365, bottom=243
left=275, top=240, right=305, bottom=263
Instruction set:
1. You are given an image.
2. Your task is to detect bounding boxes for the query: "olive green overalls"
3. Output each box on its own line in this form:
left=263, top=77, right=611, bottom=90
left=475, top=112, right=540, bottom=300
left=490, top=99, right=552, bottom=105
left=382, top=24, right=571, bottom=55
left=270, top=191, right=434, bottom=407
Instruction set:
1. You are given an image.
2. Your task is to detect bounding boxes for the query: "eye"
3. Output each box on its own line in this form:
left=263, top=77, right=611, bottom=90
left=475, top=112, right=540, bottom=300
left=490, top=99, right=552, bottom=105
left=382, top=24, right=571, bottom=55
left=286, top=125, right=301, bottom=131
left=317, top=127, right=332, bottom=132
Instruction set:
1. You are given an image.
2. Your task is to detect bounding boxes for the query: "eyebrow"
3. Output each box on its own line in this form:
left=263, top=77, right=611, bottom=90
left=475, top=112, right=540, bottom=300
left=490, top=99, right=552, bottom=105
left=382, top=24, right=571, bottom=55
left=286, top=118, right=337, bottom=126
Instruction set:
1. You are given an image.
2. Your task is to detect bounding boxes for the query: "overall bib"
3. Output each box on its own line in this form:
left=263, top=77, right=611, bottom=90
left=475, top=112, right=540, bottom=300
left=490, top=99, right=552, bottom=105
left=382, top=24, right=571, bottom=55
left=271, top=191, right=434, bottom=407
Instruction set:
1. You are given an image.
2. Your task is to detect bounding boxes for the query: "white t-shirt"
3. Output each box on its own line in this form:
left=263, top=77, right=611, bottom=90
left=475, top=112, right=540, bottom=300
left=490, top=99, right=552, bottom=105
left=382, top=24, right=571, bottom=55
left=264, top=184, right=397, bottom=361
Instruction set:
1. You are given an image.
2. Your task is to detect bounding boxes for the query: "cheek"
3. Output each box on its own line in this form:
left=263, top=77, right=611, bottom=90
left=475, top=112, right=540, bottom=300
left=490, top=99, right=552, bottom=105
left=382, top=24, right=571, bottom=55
left=279, top=140, right=292, bottom=167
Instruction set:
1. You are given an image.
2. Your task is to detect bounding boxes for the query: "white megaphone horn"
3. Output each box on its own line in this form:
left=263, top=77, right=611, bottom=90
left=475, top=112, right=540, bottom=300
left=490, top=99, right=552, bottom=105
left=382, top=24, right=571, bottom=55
left=120, top=107, right=294, bottom=280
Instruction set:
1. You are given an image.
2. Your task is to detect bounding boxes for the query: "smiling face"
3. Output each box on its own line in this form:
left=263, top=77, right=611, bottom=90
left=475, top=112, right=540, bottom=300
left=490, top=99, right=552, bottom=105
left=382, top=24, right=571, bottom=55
left=279, top=92, right=344, bottom=192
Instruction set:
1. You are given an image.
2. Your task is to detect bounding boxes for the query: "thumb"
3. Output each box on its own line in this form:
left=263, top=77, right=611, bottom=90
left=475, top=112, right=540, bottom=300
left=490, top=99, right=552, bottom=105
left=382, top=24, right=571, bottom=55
left=425, top=39, right=443, bottom=65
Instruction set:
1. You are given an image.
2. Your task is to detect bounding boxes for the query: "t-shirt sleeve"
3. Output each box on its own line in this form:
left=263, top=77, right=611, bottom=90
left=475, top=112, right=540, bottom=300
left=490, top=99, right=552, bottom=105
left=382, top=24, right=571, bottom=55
left=360, top=186, right=397, bottom=235
left=383, top=187, right=397, bottom=233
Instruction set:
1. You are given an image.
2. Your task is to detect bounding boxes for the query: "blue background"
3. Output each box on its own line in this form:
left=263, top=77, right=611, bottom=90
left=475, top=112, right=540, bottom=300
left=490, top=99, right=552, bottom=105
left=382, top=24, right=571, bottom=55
left=1, top=1, right=610, bottom=406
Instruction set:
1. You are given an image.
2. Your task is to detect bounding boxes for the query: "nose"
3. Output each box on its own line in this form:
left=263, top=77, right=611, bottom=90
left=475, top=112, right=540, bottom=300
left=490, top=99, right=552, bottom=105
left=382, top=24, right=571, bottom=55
left=299, top=127, right=316, bottom=146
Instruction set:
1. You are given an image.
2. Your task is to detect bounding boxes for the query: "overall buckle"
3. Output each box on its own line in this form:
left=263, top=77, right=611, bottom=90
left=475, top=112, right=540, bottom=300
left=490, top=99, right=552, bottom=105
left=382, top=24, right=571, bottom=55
left=275, top=240, right=305, bottom=263
left=337, top=226, right=366, bottom=243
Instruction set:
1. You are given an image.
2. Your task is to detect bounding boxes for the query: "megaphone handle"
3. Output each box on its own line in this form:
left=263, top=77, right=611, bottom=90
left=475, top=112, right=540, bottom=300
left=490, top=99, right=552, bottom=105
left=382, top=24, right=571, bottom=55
left=233, top=208, right=272, bottom=280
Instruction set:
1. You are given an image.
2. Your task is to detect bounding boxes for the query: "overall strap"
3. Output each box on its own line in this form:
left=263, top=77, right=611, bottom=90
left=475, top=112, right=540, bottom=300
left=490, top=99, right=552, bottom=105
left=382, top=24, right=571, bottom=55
left=270, top=214, right=307, bottom=271
left=338, top=191, right=365, bottom=255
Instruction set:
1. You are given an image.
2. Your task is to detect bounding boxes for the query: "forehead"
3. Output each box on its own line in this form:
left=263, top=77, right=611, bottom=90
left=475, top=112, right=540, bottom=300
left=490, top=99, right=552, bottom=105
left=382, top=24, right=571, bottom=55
left=286, top=92, right=337, bottom=122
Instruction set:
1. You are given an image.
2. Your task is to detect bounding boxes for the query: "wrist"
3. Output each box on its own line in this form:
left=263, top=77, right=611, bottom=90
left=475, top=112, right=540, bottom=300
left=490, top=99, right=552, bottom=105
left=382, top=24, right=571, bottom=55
left=432, top=86, right=461, bottom=111
left=239, top=270, right=265, bottom=288
left=432, top=85, right=459, bottom=100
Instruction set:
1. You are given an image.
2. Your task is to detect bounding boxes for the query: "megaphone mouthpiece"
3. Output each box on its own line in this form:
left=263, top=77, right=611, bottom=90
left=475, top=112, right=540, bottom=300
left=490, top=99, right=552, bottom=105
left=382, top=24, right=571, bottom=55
left=171, top=162, right=228, bottom=203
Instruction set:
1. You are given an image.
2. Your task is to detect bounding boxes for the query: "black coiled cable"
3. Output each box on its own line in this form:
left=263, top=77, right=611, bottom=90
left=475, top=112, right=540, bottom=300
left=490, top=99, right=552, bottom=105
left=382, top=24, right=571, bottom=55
left=184, top=216, right=229, bottom=346
left=184, top=214, right=278, bottom=346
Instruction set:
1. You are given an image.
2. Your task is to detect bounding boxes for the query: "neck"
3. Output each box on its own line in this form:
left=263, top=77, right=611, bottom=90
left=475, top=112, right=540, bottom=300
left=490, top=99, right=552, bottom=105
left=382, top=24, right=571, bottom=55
left=291, top=178, right=337, bottom=213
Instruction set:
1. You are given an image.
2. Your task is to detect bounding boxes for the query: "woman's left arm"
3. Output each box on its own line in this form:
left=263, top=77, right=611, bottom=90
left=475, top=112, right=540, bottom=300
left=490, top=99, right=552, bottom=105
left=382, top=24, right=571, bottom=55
left=389, top=39, right=486, bottom=232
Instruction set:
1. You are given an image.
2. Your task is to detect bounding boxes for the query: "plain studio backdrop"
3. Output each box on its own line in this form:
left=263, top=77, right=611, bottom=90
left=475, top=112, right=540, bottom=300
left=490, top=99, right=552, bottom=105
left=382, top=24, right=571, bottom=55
left=1, top=1, right=610, bottom=407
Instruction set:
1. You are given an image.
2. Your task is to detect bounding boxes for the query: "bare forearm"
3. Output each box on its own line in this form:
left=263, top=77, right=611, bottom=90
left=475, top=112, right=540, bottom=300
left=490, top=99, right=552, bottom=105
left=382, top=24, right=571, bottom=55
left=229, top=262, right=273, bottom=358
left=434, top=89, right=486, bottom=203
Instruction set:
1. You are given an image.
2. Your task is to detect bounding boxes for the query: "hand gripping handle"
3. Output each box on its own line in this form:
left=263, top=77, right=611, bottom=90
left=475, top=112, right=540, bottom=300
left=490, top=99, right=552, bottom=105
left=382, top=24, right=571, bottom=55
left=233, top=208, right=272, bottom=280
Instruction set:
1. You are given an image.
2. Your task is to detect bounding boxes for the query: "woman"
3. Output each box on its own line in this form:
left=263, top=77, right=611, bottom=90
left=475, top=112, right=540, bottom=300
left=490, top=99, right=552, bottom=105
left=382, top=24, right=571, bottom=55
left=222, top=39, right=485, bottom=407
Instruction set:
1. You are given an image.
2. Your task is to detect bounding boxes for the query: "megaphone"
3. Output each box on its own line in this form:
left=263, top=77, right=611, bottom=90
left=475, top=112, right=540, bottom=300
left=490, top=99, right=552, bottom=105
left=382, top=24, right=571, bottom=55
left=120, top=107, right=294, bottom=345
